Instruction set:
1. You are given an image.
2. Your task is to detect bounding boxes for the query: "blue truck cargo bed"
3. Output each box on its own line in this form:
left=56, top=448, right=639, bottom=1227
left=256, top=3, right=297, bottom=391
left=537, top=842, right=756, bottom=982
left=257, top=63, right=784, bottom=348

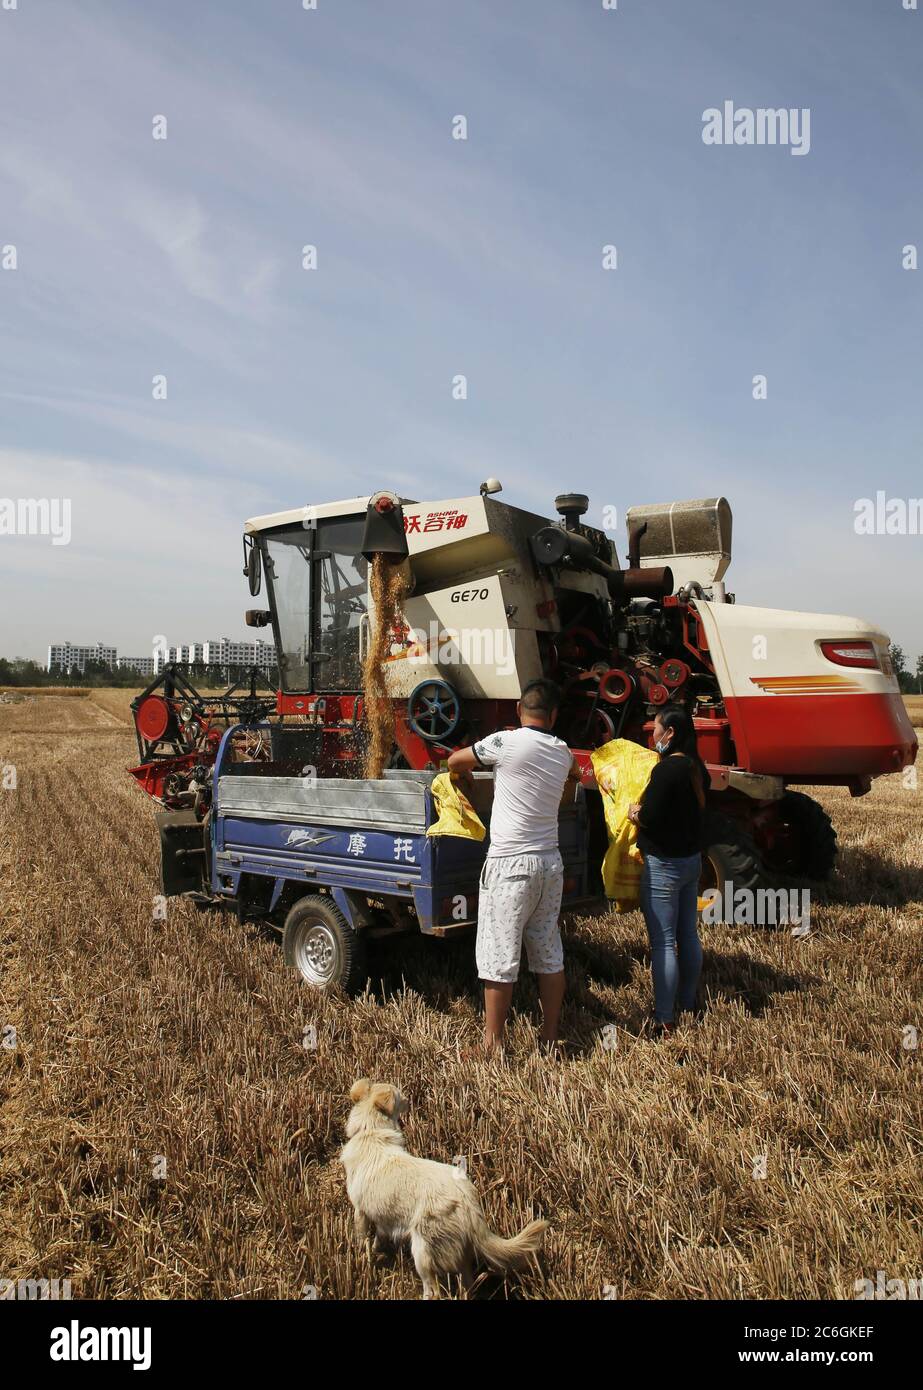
left=159, top=723, right=597, bottom=991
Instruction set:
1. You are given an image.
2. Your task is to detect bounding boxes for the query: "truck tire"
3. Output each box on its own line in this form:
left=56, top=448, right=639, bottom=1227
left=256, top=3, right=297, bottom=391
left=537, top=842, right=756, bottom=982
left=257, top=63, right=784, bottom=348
left=700, top=809, right=764, bottom=923
left=762, top=790, right=838, bottom=881
left=283, top=895, right=367, bottom=994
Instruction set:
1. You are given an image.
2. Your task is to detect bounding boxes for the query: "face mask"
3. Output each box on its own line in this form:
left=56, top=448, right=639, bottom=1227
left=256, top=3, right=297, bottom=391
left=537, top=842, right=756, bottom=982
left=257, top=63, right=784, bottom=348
left=655, top=736, right=672, bottom=755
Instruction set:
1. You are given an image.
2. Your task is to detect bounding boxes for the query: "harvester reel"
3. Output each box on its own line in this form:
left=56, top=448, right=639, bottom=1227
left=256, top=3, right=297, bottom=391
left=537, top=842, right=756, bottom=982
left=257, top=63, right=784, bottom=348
left=407, top=680, right=461, bottom=742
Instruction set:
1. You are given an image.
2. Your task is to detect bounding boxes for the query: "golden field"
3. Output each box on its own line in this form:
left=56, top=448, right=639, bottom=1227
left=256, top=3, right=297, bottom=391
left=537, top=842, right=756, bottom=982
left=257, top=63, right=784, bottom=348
left=0, top=692, right=920, bottom=1299
left=903, top=694, right=923, bottom=727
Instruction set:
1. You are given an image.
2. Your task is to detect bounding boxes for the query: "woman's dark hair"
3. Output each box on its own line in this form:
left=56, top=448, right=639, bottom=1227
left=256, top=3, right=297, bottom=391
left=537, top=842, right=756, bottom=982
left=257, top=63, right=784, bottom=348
left=657, top=705, right=707, bottom=807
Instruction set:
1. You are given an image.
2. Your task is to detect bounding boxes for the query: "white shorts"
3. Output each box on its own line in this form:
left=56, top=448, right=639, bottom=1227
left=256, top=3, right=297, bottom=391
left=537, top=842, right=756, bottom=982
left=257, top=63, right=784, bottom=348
left=476, top=851, right=565, bottom=984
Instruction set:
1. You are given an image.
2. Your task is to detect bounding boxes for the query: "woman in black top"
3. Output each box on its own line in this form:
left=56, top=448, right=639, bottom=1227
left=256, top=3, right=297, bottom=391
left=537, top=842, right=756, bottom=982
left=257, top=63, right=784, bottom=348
left=628, top=706, right=707, bottom=1034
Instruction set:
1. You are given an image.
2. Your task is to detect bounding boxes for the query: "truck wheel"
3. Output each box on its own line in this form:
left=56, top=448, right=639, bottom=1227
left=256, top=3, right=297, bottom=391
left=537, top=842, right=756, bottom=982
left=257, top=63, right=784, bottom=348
left=283, top=895, right=367, bottom=993
left=700, top=810, right=764, bottom=923
left=761, top=791, right=838, bottom=881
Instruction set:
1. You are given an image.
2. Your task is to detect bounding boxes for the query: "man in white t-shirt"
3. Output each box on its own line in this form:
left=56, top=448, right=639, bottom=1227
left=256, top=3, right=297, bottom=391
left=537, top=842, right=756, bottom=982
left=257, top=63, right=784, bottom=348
left=447, top=679, right=580, bottom=1052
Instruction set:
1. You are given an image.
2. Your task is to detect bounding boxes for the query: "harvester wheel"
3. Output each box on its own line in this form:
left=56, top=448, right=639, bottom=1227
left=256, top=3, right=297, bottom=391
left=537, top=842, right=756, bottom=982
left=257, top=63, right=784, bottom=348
left=699, top=810, right=764, bottom=924
left=283, top=895, right=366, bottom=993
left=407, top=679, right=461, bottom=741
left=761, top=791, right=838, bottom=881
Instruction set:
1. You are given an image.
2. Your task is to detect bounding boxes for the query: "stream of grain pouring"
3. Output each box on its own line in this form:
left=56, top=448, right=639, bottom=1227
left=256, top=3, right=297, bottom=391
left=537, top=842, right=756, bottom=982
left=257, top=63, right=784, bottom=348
left=362, top=554, right=410, bottom=779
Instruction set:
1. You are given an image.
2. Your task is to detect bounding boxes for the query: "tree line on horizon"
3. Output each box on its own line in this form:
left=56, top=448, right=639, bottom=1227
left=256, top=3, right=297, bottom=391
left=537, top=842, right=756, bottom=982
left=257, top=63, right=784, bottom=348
left=0, top=658, right=280, bottom=691
left=1, top=646, right=922, bottom=695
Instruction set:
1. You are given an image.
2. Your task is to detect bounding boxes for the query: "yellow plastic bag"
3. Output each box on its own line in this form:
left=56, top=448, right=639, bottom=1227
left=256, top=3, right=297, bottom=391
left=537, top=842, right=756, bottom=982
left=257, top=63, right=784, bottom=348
left=590, top=738, right=659, bottom=909
left=426, top=772, right=486, bottom=840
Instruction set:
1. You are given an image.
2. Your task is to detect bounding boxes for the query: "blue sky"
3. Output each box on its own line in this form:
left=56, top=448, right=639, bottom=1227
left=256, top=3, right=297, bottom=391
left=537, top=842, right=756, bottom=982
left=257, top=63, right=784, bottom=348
left=1, top=0, right=922, bottom=664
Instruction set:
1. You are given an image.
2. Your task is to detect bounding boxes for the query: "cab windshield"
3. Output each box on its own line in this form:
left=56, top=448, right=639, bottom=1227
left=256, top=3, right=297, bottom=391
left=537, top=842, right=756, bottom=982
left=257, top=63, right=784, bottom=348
left=261, top=516, right=368, bottom=692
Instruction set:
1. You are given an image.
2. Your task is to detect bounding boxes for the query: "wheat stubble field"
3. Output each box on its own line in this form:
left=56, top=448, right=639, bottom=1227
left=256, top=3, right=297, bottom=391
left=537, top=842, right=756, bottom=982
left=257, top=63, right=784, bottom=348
left=0, top=690, right=921, bottom=1300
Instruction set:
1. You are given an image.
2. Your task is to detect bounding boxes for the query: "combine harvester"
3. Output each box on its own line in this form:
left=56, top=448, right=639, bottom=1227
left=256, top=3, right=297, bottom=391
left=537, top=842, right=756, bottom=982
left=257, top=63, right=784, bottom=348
left=129, top=485, right=917, bottom=991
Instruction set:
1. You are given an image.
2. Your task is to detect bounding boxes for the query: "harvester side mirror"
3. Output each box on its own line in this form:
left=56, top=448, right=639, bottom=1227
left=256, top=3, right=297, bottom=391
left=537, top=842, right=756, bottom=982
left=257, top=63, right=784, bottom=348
left=246, top=542, right=262, bottom=596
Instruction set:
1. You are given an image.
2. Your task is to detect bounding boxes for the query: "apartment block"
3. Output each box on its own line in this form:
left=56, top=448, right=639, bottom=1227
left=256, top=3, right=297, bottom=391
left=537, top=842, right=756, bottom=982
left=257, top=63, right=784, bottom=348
left=47, top=642, right=117, bottom=674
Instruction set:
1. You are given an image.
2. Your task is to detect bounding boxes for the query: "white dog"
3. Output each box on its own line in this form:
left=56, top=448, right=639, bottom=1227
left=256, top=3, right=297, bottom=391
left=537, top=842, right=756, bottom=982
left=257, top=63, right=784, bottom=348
left=340, top=1078, right=548, bottom=1298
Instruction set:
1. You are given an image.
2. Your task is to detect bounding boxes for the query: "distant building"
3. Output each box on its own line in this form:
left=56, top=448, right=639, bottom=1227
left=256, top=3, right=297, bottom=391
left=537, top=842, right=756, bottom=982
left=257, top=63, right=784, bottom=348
left=203, top=637, right=277, bottom=672
left=47, top=642, right=117, bottom=674
left=153, top=637, right=277, bottom=675
left=117, top=656, right=156, bottom=677
left=44, top=638, right=277, bottom=678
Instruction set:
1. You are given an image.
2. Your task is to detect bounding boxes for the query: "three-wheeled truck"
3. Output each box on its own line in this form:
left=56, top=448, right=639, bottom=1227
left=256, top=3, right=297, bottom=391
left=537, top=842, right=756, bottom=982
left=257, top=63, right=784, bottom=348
left=160, top=721, right=596, bottom=991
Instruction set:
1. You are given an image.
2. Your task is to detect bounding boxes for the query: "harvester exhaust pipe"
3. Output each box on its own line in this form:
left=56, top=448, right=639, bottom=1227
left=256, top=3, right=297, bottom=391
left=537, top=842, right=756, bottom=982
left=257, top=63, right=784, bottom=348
left=531, top=518, right=673, bottom=602
left=616, top=565, right=674, bottom=601
left=627, top=519, right=647, bottom=569
left=361, top=491, right=408, bottom=561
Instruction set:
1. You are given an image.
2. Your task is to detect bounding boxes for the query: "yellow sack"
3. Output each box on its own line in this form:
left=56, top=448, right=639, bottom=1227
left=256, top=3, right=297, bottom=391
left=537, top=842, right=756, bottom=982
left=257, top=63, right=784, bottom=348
left=426, top=772, right=486, bottom=840
left=590, top=738, right=659, bottom=909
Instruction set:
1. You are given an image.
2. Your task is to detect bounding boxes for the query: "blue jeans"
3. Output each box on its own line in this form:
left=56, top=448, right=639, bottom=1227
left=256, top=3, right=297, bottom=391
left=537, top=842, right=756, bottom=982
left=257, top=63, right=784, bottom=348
left=640, top=853, right=703, bottom=1024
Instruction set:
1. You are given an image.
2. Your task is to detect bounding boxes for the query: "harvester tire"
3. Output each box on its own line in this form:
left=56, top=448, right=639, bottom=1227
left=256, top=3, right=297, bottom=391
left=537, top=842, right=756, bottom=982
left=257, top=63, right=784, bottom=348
left=700, top=810, right=764, bottom=924
left=283, top=895, right=367, bottom=994
left=768, top=791, right=838, bottom=881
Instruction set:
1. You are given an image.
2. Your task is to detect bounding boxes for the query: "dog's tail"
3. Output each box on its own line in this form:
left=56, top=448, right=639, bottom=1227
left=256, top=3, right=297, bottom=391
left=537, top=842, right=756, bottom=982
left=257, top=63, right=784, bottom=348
left=473, top=1216, right=549, bottom=1272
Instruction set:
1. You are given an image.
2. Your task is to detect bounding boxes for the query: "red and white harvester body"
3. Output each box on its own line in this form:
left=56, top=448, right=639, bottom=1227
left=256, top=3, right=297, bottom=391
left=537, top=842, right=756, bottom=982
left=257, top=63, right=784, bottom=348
left=130, top=486, right=916, bottom=898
